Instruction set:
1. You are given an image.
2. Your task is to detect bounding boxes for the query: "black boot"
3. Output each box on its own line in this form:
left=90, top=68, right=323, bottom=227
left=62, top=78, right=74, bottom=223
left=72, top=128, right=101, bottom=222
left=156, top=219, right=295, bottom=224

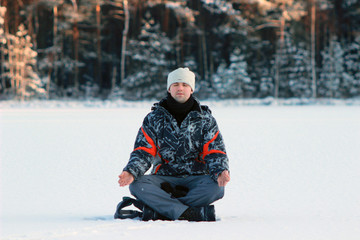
left=141, top=205, right=170, bottom=221
left=179, top=205, right=216, bottom=222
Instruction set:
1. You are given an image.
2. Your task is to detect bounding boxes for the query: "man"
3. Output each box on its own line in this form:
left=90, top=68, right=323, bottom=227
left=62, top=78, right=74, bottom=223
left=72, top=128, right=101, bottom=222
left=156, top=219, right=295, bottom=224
left=118, top=67, right=230, bottom=221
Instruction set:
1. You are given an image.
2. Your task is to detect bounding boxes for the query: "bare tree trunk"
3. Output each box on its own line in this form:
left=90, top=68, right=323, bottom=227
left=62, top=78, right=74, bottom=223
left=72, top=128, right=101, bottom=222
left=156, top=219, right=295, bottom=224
left=201, top=28, right=208, bottom=81
left=329, top=37, right=334, bottom=98
left=2, top=0, right=9, bottom=37
left=198, top=34, right=203, bottom=77
left=162, top=0, right=169, bottom=33
left=209, top=50, right=214, bottom=80
left=120, top=0, right=129, bottom=84
left=73, top=22, right=79, bottom=92
left=33, top=4, right=38, bottom=51
left=96, top=2, right=102, bottom=90
left=111, top=65, right=117, bottom=90
left=274, top=1, right=285, bottom=100
left=0, top=43, right=5, bottom=91
left=12, top=34, right=22, bottom=99
left=311, top=0, right=317, bottom=98
left=71, top=0, right=79, bottom=93
left=52, top=5, right=58, bottom=98
left=60, top=27, right=65, bottom=95
left=26, top=3, right=37, bottom=52
left=174, top=14, right=183, bottom=66
left=13, top=0, right=20, bottom=33
left=198, top=19, right=208, bottom=82
left=8, top=37, right=15, bottom=95
left=19, top=37, right=25, bottom=101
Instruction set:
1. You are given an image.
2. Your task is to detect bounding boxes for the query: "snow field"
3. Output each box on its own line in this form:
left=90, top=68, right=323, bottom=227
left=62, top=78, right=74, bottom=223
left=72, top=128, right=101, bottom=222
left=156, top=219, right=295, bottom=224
left=1, top=103, right=360, bottom=240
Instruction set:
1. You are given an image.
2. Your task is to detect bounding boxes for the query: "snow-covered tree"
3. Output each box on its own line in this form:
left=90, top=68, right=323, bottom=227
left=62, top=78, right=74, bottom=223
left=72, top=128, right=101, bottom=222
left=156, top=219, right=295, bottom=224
left=318, top=37, right=343, bottom=98
left=1, top=0, right=358, bottom=100
left=273, top=31, right=312, bottom=98
left=0, top=5, right=6, bottom=93
left=259, top=68, right=274, bottom=98
left=212, top=48, right=251, bottom=98
left=6, top=24, right=45, bottom=100
left=257, top=0, right=307, bottom=99
left=122, top=10, right=173, bottom=100
left=342, top=37, right=360, bottom=97
left=318, top=35, right=360, bottom=98
left=288, top=44, right=312, bottom=98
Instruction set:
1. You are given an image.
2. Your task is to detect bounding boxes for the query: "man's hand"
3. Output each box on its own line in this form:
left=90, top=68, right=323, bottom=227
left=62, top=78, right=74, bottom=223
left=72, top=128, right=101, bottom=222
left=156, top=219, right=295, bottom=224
left=118, top=171, right=134, bottom=187
left=217, top=170, right=230, bottom=187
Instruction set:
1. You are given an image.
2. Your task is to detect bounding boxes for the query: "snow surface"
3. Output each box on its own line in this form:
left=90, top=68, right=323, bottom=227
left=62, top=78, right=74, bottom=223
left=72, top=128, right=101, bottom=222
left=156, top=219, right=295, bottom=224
left=1, top=101, right=360, bottom=240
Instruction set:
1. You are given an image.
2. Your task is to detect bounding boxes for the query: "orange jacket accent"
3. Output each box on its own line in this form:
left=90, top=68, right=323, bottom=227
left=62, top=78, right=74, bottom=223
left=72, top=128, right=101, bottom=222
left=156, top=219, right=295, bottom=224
left=157, top=151, right=169, bottom=163
left=133, top=127, right=157, bottom=157
left=154, top=164, right=162, bottom=174
left=200, top=130, right=226, bottom=161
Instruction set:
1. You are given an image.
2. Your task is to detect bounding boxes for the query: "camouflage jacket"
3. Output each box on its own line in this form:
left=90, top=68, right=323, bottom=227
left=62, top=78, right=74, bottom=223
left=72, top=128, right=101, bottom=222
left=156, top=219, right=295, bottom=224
left=123, top=98, right=229, bottom=182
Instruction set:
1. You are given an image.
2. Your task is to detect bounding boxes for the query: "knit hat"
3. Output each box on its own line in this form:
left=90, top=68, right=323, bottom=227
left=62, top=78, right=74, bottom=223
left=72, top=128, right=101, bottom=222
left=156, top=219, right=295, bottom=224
left=167, top=67, right=195, bottom=91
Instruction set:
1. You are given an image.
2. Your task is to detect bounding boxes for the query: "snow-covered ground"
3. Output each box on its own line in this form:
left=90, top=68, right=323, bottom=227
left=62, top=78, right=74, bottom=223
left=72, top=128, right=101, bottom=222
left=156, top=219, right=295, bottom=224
left=1, top=101, right=360, bottom=240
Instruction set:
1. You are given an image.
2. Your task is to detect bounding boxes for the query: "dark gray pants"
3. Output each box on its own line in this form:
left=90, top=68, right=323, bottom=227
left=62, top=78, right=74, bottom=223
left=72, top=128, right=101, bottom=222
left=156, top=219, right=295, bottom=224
left=129, top=175, right=224, bottom=220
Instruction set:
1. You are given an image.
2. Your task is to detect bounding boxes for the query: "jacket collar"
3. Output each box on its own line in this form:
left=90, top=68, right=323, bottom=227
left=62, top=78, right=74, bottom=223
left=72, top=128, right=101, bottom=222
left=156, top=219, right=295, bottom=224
left=152, top=95, right=210, bottom=115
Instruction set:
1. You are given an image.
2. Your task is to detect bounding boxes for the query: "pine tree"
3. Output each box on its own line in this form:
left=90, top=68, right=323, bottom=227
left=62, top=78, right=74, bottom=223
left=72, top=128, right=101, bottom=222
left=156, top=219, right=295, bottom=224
left=121, top=10, right=173, bottom=100
left=342, top=37, right=360, bottom=97
left=318, top=37, right=343, bottom=98
left=6, top=24, right=45, bottom=100
left=273, top=31, right=312, bottom=98
left=212, top=48, right=251, bottom=98
left=288, top=43, right=312, bottom=98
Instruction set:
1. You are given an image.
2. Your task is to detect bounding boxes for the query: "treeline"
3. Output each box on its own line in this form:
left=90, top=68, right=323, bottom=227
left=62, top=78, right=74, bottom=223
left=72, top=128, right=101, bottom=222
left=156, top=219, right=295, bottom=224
left=0, top=0, right=359, bottom=100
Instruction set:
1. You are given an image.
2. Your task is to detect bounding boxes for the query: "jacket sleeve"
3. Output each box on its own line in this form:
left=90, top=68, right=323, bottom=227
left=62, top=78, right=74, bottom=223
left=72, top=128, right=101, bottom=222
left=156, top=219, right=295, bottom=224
left=123, top=115, right=157, bottom=180
left=201, top=116, right=229, bottom=181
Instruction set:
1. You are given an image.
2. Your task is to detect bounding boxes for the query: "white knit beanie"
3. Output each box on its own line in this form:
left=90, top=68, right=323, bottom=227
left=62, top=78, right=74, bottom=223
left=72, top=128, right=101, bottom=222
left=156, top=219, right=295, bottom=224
left=167, top=67, right=195, bottom=91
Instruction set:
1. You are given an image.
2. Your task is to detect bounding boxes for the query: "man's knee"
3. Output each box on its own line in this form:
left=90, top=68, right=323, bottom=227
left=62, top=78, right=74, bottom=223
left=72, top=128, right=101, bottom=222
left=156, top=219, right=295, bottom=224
left=205, top=183, right=224, bottom=201
left=198, top=176, right=225, bottom=198
left=129, top=181, right=139, bottom=197
left=216, top=186, right=225, bottom=199
left=129, top=175, right=162, bottom=196
left=129, top=176, right=148, bottom=196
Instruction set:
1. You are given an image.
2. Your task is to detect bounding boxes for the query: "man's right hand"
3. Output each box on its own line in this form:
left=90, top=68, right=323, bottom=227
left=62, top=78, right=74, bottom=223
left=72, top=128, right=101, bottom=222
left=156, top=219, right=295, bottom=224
left=118, top=171, right=134, bottom=187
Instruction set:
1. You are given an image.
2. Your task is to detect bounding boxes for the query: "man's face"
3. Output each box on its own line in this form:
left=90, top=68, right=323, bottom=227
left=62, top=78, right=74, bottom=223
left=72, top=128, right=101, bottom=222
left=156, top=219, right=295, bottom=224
left=168, top=82, right=193, bottom=103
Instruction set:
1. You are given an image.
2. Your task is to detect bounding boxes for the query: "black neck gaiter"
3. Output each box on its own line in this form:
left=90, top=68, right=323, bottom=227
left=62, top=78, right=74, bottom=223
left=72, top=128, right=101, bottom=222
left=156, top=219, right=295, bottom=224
left=161, top=93, right=196, bottom=127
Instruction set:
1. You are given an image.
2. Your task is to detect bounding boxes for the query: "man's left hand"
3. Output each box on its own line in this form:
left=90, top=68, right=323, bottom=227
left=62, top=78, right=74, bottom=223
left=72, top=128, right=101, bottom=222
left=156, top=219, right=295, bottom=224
left=217, top=170, right=230, bottom=187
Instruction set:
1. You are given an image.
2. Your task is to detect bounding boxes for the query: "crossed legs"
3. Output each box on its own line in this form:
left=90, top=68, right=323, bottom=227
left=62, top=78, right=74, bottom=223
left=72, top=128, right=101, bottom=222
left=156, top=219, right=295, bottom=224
left=129, top=175, right=224, bottom=220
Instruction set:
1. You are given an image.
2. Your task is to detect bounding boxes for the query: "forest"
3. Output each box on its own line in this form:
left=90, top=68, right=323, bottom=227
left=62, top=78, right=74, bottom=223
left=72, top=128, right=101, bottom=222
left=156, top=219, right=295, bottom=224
left=0, top=0, right=359, bottom=100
